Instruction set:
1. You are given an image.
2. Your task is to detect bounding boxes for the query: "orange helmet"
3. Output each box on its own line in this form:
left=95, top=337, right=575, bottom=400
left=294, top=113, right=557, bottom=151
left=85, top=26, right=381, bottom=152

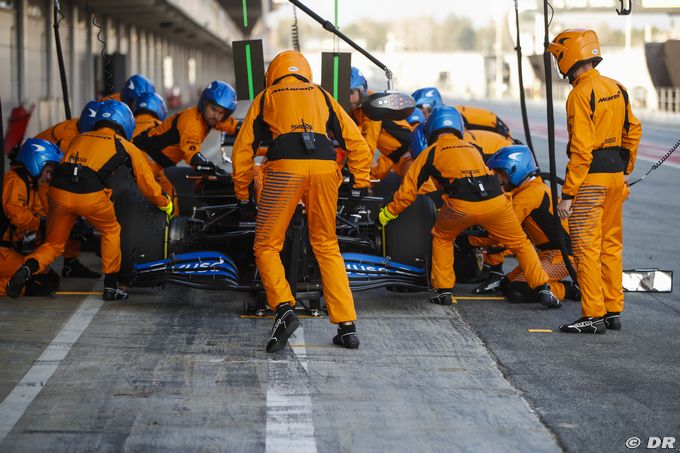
left=547, top=29, right=602, bottom=78
left=265, top=50, right=312, bottom=87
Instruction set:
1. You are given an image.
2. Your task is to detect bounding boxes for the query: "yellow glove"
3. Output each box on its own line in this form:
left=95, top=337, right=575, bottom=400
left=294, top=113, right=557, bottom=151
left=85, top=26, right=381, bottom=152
left=160, top=198, right=174, bottom=216
left=377, top=206, right=398, bottom=229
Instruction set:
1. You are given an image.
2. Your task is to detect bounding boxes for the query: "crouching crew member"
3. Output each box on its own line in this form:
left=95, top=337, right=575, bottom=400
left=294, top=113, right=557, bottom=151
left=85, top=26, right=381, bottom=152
left=133, top=80, right=239, bottom=213
left=548, top=29, right=641, bottom=333
left=1, top=139, right=62, bottom=297
left=6, top=100, right=172, bottom=301
left=479, top=145, right=580, bottom=302
left=232, top=50, right=372, bottom=353
left=132, top=92, right=168, bottom=138
left=35, top=100, right=103, bottom=279
left=376, top=106, right=561, bottom=308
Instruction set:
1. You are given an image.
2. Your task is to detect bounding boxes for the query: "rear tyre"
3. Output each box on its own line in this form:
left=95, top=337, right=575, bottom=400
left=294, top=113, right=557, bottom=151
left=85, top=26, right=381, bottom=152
left=115, top=187, right=167, bottom=284
left=371, top=172, right=402, bottom=203
left=384, top=195, right=435, bottom=267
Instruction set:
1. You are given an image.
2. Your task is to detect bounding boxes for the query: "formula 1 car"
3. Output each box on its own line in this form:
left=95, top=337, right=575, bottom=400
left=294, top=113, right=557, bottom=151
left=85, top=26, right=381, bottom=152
left=111, top=166, right=437, bottom=314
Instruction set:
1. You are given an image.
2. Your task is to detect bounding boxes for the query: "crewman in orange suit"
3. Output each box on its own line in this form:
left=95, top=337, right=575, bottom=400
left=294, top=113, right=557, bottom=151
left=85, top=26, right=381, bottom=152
left=456, top=104, right=513, bottom=139
left=34, top=100, right=103, bottom=279
left=132, top=92, right=168, bottom=138
left=349, top=67, right=413, bottom=180
left=376, top=106, right=561, bottom=308
left=232, top=50, right=372, bottom=353
left=6, top=100, right=172, bottom=301
left=101, top=74, right=155, bottom=107
left=548, top=29, right=641, bottom=333
left=475, top=145, right=580, bottom=302
left=133, top=80, right=239, bottom=212
left=1, top=139, right=63, bottom=297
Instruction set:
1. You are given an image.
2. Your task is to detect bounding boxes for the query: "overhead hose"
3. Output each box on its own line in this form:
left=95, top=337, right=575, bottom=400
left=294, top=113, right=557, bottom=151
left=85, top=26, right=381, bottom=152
left=513, top=0, right=535, bottom=156
left=53, top=0, right=72, bottom=119
left=291, top=6, right=300, bottom=51
left=91, top=8, right=114, bottom=96
left=542, top=0, right=579, bottom=288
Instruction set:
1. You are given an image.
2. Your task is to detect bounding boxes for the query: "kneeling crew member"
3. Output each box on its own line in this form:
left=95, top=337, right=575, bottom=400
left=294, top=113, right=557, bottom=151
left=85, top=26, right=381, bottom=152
left=232, top=50, right=372, bottom=353
left=132, top=92, right=168, bottom=138
left=376, top=106, right=561, bottom=307
left=482, top=145, right=579, bottom=302
left=6, top=100, right=172, bottom=301
left=548, top=29, right=641, bottom=333
left=1, top=139, right=63, bottom=297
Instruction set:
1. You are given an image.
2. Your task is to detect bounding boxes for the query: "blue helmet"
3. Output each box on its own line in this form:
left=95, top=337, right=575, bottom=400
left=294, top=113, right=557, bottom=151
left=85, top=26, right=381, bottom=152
left=16, top=138, right=64, bottom=178
left=411, top=87, right=443, bottom=111
left=350, top=67, right=368, bottom=93
left=77, top=100, right=102, bottom=133
left=423, top=105, right=464, bottom=144
left=198, top=80, right=237, bottom=115
left=406, top=107, right=426, bottom=126
left=486, top=145, right=539, bottom=188
left=121, top=74, right=155, bottom=106
left=410, top=123, right=429, bottom=159
left=134, top=92, right=168, bottom=121
left=94, top=100, right=135, bottom=140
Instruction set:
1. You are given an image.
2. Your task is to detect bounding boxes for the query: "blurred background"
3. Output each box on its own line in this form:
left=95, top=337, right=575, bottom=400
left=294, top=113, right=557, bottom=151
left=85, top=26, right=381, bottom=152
left=2, top=0, right=680, bottom=140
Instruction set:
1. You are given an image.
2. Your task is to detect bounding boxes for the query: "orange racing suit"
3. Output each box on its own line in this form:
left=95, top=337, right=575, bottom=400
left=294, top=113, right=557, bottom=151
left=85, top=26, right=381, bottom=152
left=1, top=168, right=44, bottom=296
left=233, top=76, right=372, bottom=323
left=385, top=133, right=552, bottom=291
left=23, top=127, right=168, bottom=276
left=132, top=112, right=162, bottom=139
left=133, top=106, right=238, bottom=207
left=562, top=68, right=641, bottom=318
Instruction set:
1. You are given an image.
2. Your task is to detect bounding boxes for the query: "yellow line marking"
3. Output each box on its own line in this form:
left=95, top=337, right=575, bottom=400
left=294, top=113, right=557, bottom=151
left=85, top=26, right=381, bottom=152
left=528, top=329, right=553, bottom=333
left=456, top=296, right=505, bottom=300
left=240, top=315, right=325, bottom=319
left=56, top=291, right=100, bottom=295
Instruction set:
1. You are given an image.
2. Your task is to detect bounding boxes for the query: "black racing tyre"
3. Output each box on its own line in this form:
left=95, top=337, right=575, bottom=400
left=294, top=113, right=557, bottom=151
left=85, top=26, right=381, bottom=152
left=371, top=172, right=402, bottom=203
left=384, top=195, right=435, bottom=267
left=115, top=187, right=167, bottom=283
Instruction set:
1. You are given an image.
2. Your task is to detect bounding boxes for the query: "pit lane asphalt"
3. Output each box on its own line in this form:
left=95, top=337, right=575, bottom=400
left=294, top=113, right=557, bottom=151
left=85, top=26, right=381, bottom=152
left=0, top=102, right=678, bottom=452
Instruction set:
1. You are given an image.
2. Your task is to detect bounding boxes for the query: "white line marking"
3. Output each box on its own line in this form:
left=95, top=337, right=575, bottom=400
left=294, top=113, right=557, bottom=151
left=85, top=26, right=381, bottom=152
left=289, top=327, right=308, bottom=373
left=265, top=323, right=317, bottom=453
left=0, top=296, right=104, bottom=443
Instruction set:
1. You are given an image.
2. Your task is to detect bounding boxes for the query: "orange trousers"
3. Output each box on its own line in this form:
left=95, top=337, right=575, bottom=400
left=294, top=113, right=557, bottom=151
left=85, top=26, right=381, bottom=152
left=28, top=188, right=121, bottom=275
left=507, top=249, right=572, bottom=300
left=254, top=159, right=356, bottom=324
left=568, top=173, right=625, bottom=317
left=431, top=196, right=550, bottom=290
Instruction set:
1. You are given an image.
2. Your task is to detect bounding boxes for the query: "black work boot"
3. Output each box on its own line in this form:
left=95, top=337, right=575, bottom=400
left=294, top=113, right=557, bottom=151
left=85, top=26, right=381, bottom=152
left=333, top=322, right=360, bottom=349
left=559, top=316, right=606, bottom=334
left=62, top=258, right=101, bottom=279
left=266, top=302, right=299, bottom=353
left=535, top=283, right=562, bottom=308
left=6, top=258, right=39, bottom=299
left=430, top=288, right=456, bottom=305
left=603, top=312, right=621, bottom=330
left=102, top=273, right=128, bottom=301
left=472, top=271, right=506, bottom=294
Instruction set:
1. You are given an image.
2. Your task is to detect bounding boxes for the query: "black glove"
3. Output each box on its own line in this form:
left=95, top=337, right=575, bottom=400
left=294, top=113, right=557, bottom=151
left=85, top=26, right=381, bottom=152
left=238, top=199, right=257, bottom=220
